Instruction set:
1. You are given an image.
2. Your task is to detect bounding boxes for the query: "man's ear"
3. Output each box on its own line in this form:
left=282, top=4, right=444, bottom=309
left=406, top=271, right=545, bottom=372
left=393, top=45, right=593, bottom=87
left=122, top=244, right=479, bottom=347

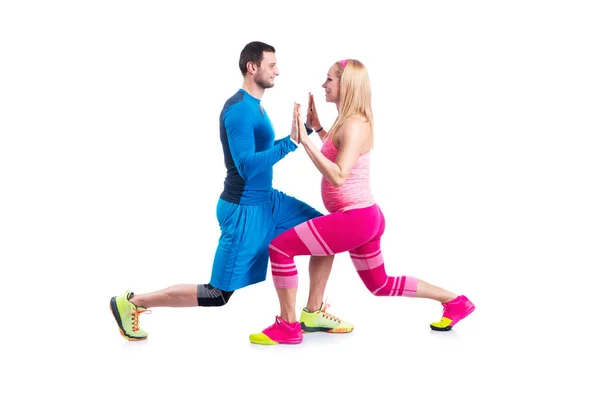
left=247, top=61, right=257, bottom=75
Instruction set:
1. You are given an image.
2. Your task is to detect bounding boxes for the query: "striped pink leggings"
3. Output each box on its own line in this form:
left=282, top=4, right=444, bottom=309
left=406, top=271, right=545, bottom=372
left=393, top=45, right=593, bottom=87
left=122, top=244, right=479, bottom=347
left=269, top=203, right=418, bottom=296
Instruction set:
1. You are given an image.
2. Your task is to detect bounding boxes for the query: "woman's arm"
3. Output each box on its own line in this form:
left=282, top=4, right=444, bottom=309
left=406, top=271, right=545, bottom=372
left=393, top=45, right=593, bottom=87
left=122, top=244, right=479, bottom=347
left=298, top=114, right=369, bottom=188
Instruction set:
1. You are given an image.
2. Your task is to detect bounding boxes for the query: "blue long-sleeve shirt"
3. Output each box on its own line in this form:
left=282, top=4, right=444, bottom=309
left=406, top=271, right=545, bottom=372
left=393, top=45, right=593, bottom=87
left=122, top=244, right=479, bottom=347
left=219, top=89, right=297, bottom=205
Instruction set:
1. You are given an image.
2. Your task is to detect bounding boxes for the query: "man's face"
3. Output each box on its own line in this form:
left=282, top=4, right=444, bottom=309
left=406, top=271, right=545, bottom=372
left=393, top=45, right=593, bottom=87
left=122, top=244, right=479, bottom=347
left=254, top=51, right=279, bottom=89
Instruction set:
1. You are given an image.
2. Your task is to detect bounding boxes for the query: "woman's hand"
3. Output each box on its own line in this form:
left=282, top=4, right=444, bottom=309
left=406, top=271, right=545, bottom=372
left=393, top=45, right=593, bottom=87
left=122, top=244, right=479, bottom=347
left=306, top=92, right=322, bottom=131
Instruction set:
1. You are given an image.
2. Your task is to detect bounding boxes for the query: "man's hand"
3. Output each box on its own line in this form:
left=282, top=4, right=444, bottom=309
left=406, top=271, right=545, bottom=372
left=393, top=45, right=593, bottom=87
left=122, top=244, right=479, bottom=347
left=290, top=102, right=300, bottom=143
left=297, top=105, right=310, bottom=144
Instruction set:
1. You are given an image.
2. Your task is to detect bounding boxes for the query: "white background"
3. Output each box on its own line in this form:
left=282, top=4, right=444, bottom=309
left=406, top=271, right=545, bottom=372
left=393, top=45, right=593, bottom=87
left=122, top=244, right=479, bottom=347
left=1, top=1, right=599, bottom=399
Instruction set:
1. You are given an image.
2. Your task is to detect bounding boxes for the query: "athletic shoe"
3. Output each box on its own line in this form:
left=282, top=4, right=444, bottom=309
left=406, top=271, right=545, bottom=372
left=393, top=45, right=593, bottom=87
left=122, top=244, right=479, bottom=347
left=430, top=295, right=475, bottom=331
left=249, top=316, right=303, bottom=345
left=110, top=290, right=151, bottom=340
left=300, top=302, right=354, bottom=333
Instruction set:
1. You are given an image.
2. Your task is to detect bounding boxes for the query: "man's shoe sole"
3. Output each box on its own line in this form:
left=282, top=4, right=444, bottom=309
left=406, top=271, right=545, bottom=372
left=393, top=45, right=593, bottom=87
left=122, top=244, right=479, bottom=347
left=301, top=322, right=354, bottom=334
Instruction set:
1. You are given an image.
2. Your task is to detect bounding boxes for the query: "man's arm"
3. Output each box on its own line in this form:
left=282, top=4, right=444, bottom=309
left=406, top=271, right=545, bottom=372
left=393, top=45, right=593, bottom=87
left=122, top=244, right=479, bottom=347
left=225, top=105, right=297, bottom=181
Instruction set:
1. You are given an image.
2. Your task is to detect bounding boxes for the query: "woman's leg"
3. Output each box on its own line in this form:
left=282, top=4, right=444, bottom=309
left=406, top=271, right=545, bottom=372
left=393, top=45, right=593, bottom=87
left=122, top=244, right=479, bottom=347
left=268, top=206, right=382, bottom=322
left=349, top=206, right=475, bottom=330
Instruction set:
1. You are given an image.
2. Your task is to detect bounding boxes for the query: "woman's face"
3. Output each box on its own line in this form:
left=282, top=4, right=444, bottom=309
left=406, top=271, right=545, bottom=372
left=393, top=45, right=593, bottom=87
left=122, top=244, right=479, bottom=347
left=322, top=64, right=340, bottom=104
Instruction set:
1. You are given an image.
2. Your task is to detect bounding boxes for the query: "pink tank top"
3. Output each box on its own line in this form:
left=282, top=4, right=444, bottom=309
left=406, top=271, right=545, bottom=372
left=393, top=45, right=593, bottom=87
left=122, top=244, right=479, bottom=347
left=320, top=136, right=375, bottom=213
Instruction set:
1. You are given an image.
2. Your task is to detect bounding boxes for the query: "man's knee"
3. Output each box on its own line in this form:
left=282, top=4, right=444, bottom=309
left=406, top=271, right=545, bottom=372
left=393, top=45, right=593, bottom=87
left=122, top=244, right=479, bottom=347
left=197, top=284, right=234, bottom=307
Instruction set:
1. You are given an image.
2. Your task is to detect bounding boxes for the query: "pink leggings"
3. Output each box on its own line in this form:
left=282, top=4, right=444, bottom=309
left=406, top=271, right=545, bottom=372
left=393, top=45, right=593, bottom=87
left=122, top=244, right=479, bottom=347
left=269, top=204, right=418, bottom=296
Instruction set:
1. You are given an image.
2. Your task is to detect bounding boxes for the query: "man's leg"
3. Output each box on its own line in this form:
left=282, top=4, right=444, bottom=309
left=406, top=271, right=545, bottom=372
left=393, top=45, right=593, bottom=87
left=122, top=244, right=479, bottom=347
left=110, top=229, right=247, bottom=342
left=110, top=199, right=263, bottom=341
left=129, top=284, right=198, bottom=308
left=110, top=283, right=235, bottom=341
left=306, top=255, right=334, bottom=313
left=129, top=283, right=234, bottom=308
left=110, top=228, right=240, bottom=341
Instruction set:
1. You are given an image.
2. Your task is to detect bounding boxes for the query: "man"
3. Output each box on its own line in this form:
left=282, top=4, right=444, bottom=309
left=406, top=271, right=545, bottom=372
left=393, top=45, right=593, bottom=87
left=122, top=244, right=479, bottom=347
left=110, top=41, right=353, bottom=341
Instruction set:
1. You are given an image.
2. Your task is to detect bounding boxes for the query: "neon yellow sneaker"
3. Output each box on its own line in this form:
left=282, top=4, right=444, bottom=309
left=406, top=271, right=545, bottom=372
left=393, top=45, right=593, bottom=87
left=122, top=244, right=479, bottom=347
left=299, top=302, right=354, bottom=333
left=110, top=290, right=151, bottom=341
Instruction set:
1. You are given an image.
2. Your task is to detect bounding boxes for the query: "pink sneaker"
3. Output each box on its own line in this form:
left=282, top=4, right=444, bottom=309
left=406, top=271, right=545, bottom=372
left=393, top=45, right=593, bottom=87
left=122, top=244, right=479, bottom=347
left=430, top=295, right=476, bottom=331
left=249, top=316, right=303, bottom=345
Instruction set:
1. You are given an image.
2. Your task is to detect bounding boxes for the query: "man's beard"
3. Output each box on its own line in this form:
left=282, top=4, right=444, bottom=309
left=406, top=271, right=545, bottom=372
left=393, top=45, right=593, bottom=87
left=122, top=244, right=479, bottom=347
left=256, top=76, right=274, bottom=89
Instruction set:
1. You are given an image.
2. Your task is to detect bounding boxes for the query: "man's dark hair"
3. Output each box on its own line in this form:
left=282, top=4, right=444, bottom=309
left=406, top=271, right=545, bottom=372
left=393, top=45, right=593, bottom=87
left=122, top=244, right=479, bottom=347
left=239, top=41, right=276, bottom=75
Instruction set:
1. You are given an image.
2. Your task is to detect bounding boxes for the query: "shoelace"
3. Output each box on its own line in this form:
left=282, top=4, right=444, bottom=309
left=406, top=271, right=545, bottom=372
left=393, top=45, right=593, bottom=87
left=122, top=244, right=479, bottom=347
left=130, top=307, right=151, bottom=332
left=266, top=316, right=292, bottom=333
left=320, top=303, right=341, bottom=323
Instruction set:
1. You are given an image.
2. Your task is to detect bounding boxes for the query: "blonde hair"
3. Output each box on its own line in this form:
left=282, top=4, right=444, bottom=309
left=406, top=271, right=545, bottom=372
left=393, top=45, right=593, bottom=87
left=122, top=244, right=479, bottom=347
left=327, top=59, right=374, bottom=147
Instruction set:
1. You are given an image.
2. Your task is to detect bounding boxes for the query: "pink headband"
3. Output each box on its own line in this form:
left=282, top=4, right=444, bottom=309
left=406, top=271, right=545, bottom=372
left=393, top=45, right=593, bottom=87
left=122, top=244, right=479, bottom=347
left=340, top=59, right=348, bottom=68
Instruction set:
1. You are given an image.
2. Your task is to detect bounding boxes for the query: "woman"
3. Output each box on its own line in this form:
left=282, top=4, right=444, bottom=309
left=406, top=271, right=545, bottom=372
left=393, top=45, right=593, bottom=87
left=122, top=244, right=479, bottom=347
left=250, top=59, right=475, bottom=345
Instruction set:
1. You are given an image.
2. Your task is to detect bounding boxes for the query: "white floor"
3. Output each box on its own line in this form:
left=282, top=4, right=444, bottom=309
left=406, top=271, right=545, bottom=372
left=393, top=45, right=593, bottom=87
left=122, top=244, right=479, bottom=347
left=10, top=251, right=595, bottom=400
left=2, top=1, right=599, bottom=399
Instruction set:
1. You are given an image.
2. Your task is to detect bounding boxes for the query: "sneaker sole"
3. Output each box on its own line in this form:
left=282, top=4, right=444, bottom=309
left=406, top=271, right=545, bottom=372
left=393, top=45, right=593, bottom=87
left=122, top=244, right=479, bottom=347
left=430, top=304, right=476, bottom=331
left=301, top=322, right=354, bottom=334
left=249, top=334, right=302, bottom=345
left=110, top=297, right=147, bottom=341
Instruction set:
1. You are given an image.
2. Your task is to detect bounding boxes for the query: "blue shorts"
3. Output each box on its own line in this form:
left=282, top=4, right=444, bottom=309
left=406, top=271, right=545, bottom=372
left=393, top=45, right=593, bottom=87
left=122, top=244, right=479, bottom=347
left=209, top=189, right=322, bottom=291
